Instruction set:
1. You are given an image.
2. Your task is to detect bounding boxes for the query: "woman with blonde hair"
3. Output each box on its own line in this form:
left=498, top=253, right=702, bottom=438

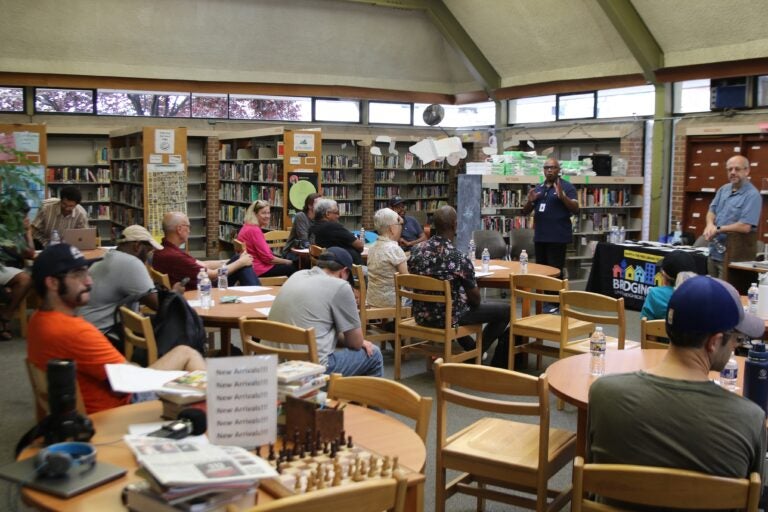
left=237, top=200, right=295, bottom=278
left=366, top=207, right=407, bottom=308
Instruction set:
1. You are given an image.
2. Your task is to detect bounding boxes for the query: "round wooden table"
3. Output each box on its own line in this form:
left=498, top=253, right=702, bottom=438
left=547, top=349, right=746, bottom=457
left=183, top=286, right=280, bottom=355
left=20, top=400, right=426, bottom=512
left=473, top=259, right=560, bottom=288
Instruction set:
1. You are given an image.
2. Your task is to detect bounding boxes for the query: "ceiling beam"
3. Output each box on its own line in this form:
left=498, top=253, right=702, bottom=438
left=595, top=0, right=662, bottom=83
left=336, top=0, right=500, bottom=97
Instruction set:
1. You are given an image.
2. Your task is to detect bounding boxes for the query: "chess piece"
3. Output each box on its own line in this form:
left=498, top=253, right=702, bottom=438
left=268, top=443, right=275, bottom=461
left=368, top=456, right=377, bottom=477
left=381, top=455, right=391, bottom=476
left=294, top=475, right=302, bottom=492
left=347, top=435, right=353, bottom=448
left=332, top=463, right=342, bottom=486
left=392, top=456, right=399, bottom=473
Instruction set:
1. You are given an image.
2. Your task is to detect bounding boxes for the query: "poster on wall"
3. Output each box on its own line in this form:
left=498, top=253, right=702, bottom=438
left=287, top=171, right=319, bottom=216
left=293, top=133, right=315, bottom=152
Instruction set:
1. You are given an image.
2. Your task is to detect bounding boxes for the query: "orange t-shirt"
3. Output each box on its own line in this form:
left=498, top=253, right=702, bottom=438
left=27, top=310, right=130, bottom=414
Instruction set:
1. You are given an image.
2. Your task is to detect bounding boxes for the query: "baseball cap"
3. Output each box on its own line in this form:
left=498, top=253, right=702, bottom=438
left=660, top=250, right=696, bottom=280
left=666, top=276, right=764, bottom=338
left=388, top=196, right=405, bottom=207
left=317, top=247, right=355, bottom=285
left=32, top=243, right=102, bottom=289
left=117, top=225, right=163, bottom=250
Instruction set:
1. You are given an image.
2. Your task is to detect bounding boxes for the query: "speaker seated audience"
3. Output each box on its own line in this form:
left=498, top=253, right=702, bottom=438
left=0, top=211, right=34, bottom=340
left=152, top=212, right=258, bottom=291
left=639, top=250, right=698, bottom=320
left=283, top=192, right=320, bottom=259
left=238, top=200, right=295, bottom=278
left=408, top=205, right=510, bottom=367
left=267, top=247, right=383, bottom=377
left=309, top=198, right=363, bottom=265
left=588, top=276, right=766, bottom=484
left=27, top=244, right=206, bottom=414
left=31, top=185, right=88, bottom=249
left=366, top=207, right=407, bottom=308
left=79, top=225, right=182, bottom=343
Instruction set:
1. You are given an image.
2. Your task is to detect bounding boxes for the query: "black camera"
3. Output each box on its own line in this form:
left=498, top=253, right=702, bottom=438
left=44, top=360, right=95, bottom=445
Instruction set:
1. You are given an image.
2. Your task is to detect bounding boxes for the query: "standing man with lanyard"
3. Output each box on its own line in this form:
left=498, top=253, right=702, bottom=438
left=703, top=155, right=761, bottom=279
left=521, top=158, right=579, bottom=277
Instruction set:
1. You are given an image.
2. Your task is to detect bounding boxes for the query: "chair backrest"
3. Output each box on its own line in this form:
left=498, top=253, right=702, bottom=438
left=640, top=317, right=669, bottom=349
left=260, top=276, right=288, bottom=287
left=328, top=373, right=432, bottom=444
left=471, top=229, right=508, bottom=260
left=233, top=238, right=246, bottom=254
left=147, top=265, right=171, bottom=289
left=264, top=230, right=291, bottom=256
left=509, top=228, right=535, bottom=260
left=309, top=244, right=324, bottom=267
left=434, top=361, right=550, bottom=467
left=26, top=358, right=87, bottom=421
left=510, top=273, right=568, bottom=321
left=238, top=318, right=318, bottom=363
left=572, top=456, right=761, bottom=512
left=243, top=472, right=407, bottom=512
left=560, top=290, right=626, bottom=348
left=394, top=273, right=453, bottom=328
left=351, top=264, right=369, bottom=324
left=119, top=306, right=159, bottom=365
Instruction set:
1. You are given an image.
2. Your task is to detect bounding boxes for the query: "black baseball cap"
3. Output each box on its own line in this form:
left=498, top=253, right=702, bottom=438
left=388, top=196, right=405, bottom=207
left=660, top=250, right=697, bottom=280
left=32, top=243, right=102, bottom=289
left=317, top=247, right=355, bottom=285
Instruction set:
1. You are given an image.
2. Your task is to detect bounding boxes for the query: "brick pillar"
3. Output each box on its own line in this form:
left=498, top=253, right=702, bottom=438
left=619, top=123, right=644, bottom=178
left=670, top=132, right=688, bottom=227
left=205, top=136, right=220, bottom=258
left=360, top=145, right=374, bottom=230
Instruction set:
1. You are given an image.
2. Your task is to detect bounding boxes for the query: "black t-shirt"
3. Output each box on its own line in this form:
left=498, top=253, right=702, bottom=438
left=310, top=221, right=362, bottom=264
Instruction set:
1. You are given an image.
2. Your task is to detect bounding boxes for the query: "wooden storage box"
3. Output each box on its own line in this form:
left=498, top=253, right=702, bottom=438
left=284, top=396, right=343, bottom=443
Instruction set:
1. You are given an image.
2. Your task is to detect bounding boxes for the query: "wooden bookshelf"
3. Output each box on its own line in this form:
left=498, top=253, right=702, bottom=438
left=321, top=140, right=361, bottom=231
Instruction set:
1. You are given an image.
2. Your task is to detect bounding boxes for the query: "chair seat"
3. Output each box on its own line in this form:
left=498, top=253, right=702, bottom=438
left=398, top=317, right=479, bottom=340
left=443, top=417, right=576, bottom=475
left=513, top=315, right=593, bottom=338
left=563, top=336, right=641, bottom=354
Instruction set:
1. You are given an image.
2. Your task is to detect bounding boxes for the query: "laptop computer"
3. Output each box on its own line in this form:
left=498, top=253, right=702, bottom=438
left=0, top=457, right=126, bottom=498
left=63, top=228, right=98, bottom=251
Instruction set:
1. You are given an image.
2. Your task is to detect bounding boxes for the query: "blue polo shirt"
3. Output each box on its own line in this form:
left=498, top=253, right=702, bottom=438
left=708, top=181, right=761, bottom=262
left=531, top=179, right=577, bottom=244
left=401, top=215, right=423, bottom=242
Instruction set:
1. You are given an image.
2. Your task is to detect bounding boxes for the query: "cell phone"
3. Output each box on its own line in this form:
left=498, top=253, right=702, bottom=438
left=180, top=277, right=190, bottom=286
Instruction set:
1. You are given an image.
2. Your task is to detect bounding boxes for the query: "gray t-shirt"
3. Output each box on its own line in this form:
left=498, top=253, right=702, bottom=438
left=588, top=371, right=766, bottom=479
left=79, top=250, right=155, bottom=333
left=267, top=267, right=359, bottom=366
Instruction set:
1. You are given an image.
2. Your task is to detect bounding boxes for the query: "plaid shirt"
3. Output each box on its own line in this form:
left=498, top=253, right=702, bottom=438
left=31, top=198, right=88, bottom=246
left=407, top=235, right=476, bottom=327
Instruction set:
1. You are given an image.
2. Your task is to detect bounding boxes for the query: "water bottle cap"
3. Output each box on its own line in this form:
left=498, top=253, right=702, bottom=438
left=749, top=342, right=768, bottom=360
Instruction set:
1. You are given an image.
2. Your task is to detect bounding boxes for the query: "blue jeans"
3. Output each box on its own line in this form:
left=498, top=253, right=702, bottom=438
left=225, top=255, right=261, bottom=286
left=326, top=346, right=383, bottom=377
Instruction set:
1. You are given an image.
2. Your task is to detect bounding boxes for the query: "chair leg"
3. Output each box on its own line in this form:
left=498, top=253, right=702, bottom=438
left=435, top=465, right=446, bottom=512
left=394, top=333, right=402, bottom=380
left=557, top=398, right=564, bottom=411
left=477, top=481, right=485, bottom=512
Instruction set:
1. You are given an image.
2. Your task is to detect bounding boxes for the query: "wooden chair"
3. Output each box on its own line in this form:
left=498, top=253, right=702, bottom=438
left=572, top=456, right=761, bottom=512
left=328, top=373, right=432, bottom=446
left=147, top=265, right=171, bottom=289
left=26, top=358, right=87, bottom=421
left=238, top=317, right=318, bottom=363
left=260, top=276, right=288, bottom=287
left=241, top=472, right=407, bottom=512
left=509, top=274, right=592, bottom=370
left=434, top=360, right=576, bottom=512
left=264, top=229, right=290, bottom=256
left=119, top=306, right=159, bottom=366
left=351, top=264, right=409, bottom=350
left=233, top=238, right=246, bottom=254
left=560, top=291, right=637, bottom=356
left=640, top=317, right=670, bottom=349
left=309, top=244, right=324, bottom=267
left=393, top=273, right=482, bottom=380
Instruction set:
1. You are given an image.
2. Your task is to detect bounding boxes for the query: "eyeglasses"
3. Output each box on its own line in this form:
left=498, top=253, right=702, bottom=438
left=726, top=167, right=747, bottom=172
left=543, top=165, right=560, bottom=170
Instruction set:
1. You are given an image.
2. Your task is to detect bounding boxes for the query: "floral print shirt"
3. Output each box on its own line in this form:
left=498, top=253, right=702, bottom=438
left=407, top=235, right=476, bottom=327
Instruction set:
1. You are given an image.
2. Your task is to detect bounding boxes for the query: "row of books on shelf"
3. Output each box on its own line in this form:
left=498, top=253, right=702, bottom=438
left=322, top=169, right=360, bottom=184
left=373, top=169, right=448, bottom=182
left=577, top=186, right=633, bottom=208
left=482, top=188, right=525, bottom=209
left=219, top=206, right=285, bottom=229
left=219, top=162, right=282, bottom=182
left=322, top=154, right=360, bottom=168
left=112, top=161, right=142, bottom=182
left=112, top=186, right=143, bottom=206
left=84, top=204, right=111, bottom=220
left=112, top=205, right=144, bottom=227
left=46, top=166, right=110, bottom=183
left=372, top=154, right=446, bottom=169
left=322, top=185, right=359, bottom=200
left=219, top=183, right=283, bottom=205
left=482, top=215, right=534, bottom=234
left=575, top=212, right=633, bottom=233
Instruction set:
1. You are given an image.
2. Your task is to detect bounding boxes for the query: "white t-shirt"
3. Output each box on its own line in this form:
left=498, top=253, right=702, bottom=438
left=366, top=237, right=406, bottom=308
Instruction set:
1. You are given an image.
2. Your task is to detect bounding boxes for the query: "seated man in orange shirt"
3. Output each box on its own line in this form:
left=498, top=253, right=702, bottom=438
left=27, top=244, right=205, bottom=414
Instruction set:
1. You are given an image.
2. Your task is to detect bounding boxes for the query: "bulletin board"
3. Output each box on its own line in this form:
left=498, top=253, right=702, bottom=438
left=0, top=123, right=47, bottom=218
left=283, top=129, right=321, bottom=228
left=143, top=127, right=188, bottom=237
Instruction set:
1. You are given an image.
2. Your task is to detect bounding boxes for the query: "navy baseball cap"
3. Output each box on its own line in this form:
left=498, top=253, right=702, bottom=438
left=660, top=250, right=697, bottom=280
left=317, top=247, right=355, bottom=285
left=666, top=276, right=764, bottom=338
left=388, top=196, right=405, bottom=207
left=32, top=243, right=102, bottom=289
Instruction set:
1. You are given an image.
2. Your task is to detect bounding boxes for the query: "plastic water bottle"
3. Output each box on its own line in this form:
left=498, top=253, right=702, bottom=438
left=671, top=221, right=683, bottom=245
left=49, top=229, right=61, bottom=246
left=217, top=266, right=228, bottom=290
left=589, top=326, right=606, bottom=376
left=743, top=342, right=768, bottom=413
left=519, top=249, right=528, bottom=274
left=748, top=282, right=759, bottom=315
left=609, top=225, right=619, bottom=244
left=618, top=226, right=626, bottom=243
left=199, top=272, right=212, bottom=310
left=467, top=238, right=476, bottom=261
left=359, top=226, right=365, bottom=243
left=196, top=267, right=206, bottom=296
left=720, top=357, right=738, bottom=391
left=481, top=247, right=490, bottom=273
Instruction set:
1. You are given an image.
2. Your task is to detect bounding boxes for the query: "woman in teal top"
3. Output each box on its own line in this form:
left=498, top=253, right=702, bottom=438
left=640, top=251, right=697, bottom=320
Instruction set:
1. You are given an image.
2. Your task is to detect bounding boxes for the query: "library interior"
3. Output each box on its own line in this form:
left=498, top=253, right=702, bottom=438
left=2, top=1, right=768, bottom=511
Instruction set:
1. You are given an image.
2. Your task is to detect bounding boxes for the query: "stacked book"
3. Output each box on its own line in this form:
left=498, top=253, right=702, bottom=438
left=277, top=361, right=328, bottom=403
left=156, top=370, right=207, bottom=420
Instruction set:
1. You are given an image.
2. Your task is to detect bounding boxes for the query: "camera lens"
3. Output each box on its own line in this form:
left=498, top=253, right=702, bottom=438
left=46, top=359, right=77, bottom=416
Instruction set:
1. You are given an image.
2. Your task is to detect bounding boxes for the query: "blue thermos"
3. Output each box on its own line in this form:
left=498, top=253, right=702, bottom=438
left=743, top=342, right=768, bottom=414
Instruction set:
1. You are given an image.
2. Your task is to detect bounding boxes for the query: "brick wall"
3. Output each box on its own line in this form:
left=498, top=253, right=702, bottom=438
left=670, top=131, right=687, bottom=227
left=205, top=136, right=220, bottom=258
left=360, top=144, right=373, bottom=230
left=619, top=124, right=644, bottom=177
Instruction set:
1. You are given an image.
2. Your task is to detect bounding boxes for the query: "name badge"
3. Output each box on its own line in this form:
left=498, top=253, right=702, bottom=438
left=539, top=203, right=546, bottom=212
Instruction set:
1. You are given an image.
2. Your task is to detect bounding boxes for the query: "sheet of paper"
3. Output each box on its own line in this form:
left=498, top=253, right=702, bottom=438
left=474, top=265, right=506, bottom=271
left=106, top=364, right=187, bottom=393
left=237, top=294, right=276, bottom=304
left=474, top=271, right=494, bottom=278
left=127, top=423, right=209, bottom=444
left=187, top=299, right=201, bottom=307
left=228, top=286, right=271, bottom=293
left=255, top=307, right=271, bottom=316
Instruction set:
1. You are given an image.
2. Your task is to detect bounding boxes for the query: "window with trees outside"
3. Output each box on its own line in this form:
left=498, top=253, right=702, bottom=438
left=35, top=88, right=94, bottom=114
left=191, top=93, right=229, bottom=119
left=97, top=90, right=191, bottom=117
left=0, top=87, right=24, bottom=112
left=229, top=94, right=310, bottom=121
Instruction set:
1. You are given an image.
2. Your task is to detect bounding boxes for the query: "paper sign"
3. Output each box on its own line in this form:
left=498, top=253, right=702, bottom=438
left=155, top=129, right=174, bottom=154
left=14, top=132, right=40, bottom=153
left=409, top=136, right=462, bottom=164
left=207, top=356, right=277, bottom=448
left=370, top=146, right=382, bottom=156
left=289, top=156, right=301, bottom=164
left=149, top=154, right=162, bottom=164
left=293, top=133, right=315, bottom=152
left=169, top=154, right=182, bottom=164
